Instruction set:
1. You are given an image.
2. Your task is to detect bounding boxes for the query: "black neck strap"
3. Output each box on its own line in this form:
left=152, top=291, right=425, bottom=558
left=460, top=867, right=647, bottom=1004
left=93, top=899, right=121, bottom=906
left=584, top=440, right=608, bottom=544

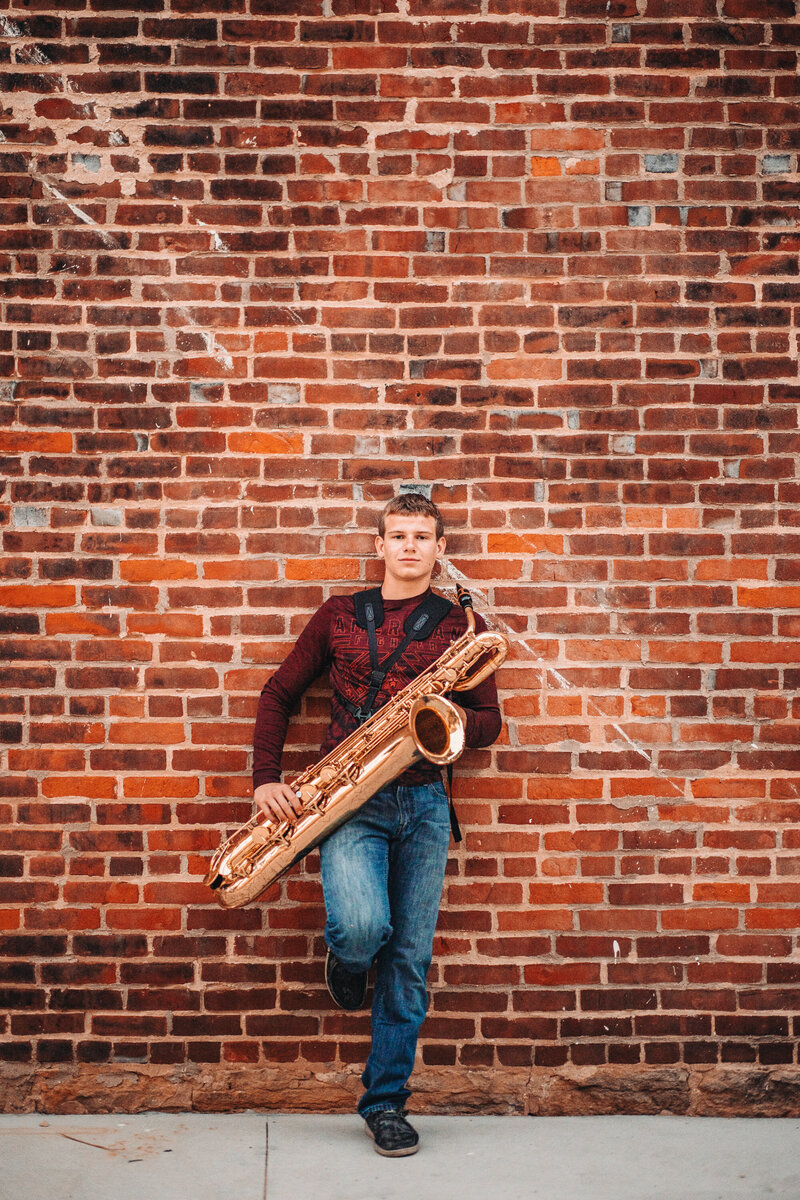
left=348, top=588, right=452, bottom=723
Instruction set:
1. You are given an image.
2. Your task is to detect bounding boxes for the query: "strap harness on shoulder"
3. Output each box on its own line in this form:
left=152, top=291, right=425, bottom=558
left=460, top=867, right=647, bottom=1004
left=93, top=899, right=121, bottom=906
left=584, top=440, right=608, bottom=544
left=337, top=587, right=462, bottom=842
left=344, top=587, right=453, bottom=725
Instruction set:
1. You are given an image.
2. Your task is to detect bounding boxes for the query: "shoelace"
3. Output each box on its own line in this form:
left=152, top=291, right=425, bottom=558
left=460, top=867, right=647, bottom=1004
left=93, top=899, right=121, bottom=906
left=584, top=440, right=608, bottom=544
left=373, top=1110, right=413, bottom=1135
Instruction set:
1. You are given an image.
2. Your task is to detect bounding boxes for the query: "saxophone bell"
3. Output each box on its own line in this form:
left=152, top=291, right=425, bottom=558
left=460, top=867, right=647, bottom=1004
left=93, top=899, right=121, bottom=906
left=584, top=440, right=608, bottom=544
left=409, top=694, right=465, bottom=765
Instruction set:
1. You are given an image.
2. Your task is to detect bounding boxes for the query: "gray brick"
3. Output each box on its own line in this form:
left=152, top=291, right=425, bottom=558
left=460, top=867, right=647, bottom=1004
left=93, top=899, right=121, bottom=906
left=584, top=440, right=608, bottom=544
left=644, top=153, right=679, bottom=173
left=72, top=153, right=101, bottom=173
left=268, top=383, right=300, bottom=404
left=763, top=154, right=791, bottom=175
left=13, top=506, right=47, bottom=528
left=628, top=206, right=651, bottom=227
left=398, top=482, right=432, bottom=500
left=91, top=507, right=123, bottom=527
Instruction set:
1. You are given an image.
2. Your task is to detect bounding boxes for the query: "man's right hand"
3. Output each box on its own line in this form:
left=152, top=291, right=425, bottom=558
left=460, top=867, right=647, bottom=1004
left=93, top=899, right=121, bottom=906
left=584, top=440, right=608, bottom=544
left=254, top=782, right=304, bottom=824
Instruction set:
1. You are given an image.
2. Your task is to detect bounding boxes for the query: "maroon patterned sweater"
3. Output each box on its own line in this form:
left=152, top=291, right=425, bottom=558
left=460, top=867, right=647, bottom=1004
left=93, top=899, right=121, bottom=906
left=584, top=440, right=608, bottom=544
left=252, top=587, right=502, bottom=789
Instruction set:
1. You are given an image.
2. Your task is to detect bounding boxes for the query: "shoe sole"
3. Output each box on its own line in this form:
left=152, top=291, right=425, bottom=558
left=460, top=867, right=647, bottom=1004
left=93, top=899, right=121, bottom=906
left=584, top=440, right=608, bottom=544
left=325, top=949, right=367, bottom=1011
left=364, top=1124, right=419, bottom=1157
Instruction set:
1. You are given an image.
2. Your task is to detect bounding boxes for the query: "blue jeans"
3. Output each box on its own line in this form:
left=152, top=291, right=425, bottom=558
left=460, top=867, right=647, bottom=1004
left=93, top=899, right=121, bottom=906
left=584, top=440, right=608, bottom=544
left=319, top=778, right=451, bottom=1116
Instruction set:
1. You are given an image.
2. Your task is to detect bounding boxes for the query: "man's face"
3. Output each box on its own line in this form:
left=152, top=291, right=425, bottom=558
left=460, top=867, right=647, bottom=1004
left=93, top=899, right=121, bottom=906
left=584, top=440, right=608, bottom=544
left=375, top=514, right=445, bottom=590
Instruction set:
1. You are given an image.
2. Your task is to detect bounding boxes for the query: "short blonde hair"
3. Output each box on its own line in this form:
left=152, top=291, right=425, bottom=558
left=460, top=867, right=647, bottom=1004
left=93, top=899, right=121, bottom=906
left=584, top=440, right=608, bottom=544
left=378, top=493, right=444, bottom=540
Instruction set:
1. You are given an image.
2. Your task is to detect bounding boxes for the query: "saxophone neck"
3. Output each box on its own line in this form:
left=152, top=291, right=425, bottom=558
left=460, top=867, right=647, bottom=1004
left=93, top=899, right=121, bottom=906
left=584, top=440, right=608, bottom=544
left=456, top=583, right=476, bottom=634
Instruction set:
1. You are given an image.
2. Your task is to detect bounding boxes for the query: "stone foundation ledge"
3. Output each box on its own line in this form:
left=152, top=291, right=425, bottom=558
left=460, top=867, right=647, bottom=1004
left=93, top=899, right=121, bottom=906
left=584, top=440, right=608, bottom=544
left=2, top=1063, right=800, bottom=1117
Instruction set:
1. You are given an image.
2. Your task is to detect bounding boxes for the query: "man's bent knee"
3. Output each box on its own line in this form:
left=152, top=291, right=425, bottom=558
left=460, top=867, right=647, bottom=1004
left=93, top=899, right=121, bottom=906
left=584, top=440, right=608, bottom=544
left=326, top=913, right=392, bottom=971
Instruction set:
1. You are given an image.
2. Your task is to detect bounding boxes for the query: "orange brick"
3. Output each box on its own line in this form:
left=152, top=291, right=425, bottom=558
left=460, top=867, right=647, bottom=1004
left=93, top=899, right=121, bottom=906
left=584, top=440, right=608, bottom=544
left=738, top=586, right=800, bottom=608
left=123, top=777, right=199, bottom=798
left=648, top=642, right=722, bottom=664
left=487, top=533, right=563, bottom=554
left=731, top=642, right=800, bottom=663
left=0, top=431, right=72, bottom=453
left=109, top=723, right=186, bottom=745
left=42, top=777, right=118, bottom=799
left=121, top=560, right=198, bottom=581
left=695, top=559, right=769, bottom=581
left=530, top=156, right=561, bottom=176
left=227, top=432, right=305, bottom=453
left=565, top=640, right=641, bottom=662
left=486, top=358, right=562, bottom=380
left=565, top=157, right=600, bottom=176
left=284, top=559, right=360, bottom=580
left=530, top=130, right=604, bottom=150
left=0, top=585, right=75, bottom=607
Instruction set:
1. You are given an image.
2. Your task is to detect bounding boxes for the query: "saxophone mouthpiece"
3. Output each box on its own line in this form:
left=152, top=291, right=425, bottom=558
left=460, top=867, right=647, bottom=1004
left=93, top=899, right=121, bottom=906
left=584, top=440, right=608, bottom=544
left=456, top=584, right=473, bottom=611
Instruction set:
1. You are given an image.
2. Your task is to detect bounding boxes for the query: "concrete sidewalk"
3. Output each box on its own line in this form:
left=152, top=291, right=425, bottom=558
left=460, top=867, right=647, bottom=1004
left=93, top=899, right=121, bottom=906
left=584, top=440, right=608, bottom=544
left=2, top=1111, right=799, bottom=1200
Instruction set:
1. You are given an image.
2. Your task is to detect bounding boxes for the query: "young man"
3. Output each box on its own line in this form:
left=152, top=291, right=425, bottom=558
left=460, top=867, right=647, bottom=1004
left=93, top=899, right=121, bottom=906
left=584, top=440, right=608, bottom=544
left=252, top=493, right=502, bottom=1156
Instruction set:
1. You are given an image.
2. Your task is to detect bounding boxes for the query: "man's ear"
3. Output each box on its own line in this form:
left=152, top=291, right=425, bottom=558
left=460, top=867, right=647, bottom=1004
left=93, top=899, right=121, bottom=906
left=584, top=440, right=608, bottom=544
left=375, top=533, right=385, bottom=558
left=436, top=536, right=446, bottom=558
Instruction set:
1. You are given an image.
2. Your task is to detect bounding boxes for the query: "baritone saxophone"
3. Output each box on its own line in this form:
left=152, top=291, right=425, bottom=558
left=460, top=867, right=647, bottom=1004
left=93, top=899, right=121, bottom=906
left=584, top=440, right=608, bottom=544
left=204, top=585, right=508, bottom=908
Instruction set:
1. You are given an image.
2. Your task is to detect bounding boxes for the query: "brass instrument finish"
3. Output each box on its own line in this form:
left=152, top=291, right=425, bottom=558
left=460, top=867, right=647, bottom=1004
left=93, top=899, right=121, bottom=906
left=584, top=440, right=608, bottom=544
left=204, top=585, right=508, bottom=908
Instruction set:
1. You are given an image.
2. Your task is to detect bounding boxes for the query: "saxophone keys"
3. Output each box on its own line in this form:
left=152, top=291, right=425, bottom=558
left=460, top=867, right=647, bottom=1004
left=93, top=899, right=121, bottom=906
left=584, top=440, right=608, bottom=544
left=304, top=795, right=327, bottom=817
left=297, top=783, right=318, bottom=806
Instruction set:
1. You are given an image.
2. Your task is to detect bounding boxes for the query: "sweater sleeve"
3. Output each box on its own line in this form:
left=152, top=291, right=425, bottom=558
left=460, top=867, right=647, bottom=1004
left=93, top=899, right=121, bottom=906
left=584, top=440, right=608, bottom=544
left=456, top=611, right=503, bottom=750
left=252, top=600, right=333, bottom=788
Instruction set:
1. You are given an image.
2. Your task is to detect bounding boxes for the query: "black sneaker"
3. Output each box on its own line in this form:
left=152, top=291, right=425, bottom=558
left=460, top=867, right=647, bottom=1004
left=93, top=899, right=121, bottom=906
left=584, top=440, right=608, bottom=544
left=325, top=948, right=367, bottom=1011
left=364, top=1108, right=420, bottom=1157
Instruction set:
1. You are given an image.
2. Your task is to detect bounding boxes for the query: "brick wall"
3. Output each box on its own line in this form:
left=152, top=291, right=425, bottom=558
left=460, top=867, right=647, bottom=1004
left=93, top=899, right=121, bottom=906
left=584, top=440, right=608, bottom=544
left=2, top=0, right=800, bottom=1116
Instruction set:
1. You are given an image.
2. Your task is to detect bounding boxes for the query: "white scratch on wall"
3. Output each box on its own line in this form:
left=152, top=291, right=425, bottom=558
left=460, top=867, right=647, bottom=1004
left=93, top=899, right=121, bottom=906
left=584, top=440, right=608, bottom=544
left=39, top=178, right=118, bottom=247
left=439, top=557, right=684, bottom=797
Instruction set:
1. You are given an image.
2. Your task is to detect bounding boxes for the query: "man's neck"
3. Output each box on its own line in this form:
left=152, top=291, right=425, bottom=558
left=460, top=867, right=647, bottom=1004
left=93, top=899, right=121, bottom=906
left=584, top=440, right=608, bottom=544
left=381, top=576, right=433, bottom=601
